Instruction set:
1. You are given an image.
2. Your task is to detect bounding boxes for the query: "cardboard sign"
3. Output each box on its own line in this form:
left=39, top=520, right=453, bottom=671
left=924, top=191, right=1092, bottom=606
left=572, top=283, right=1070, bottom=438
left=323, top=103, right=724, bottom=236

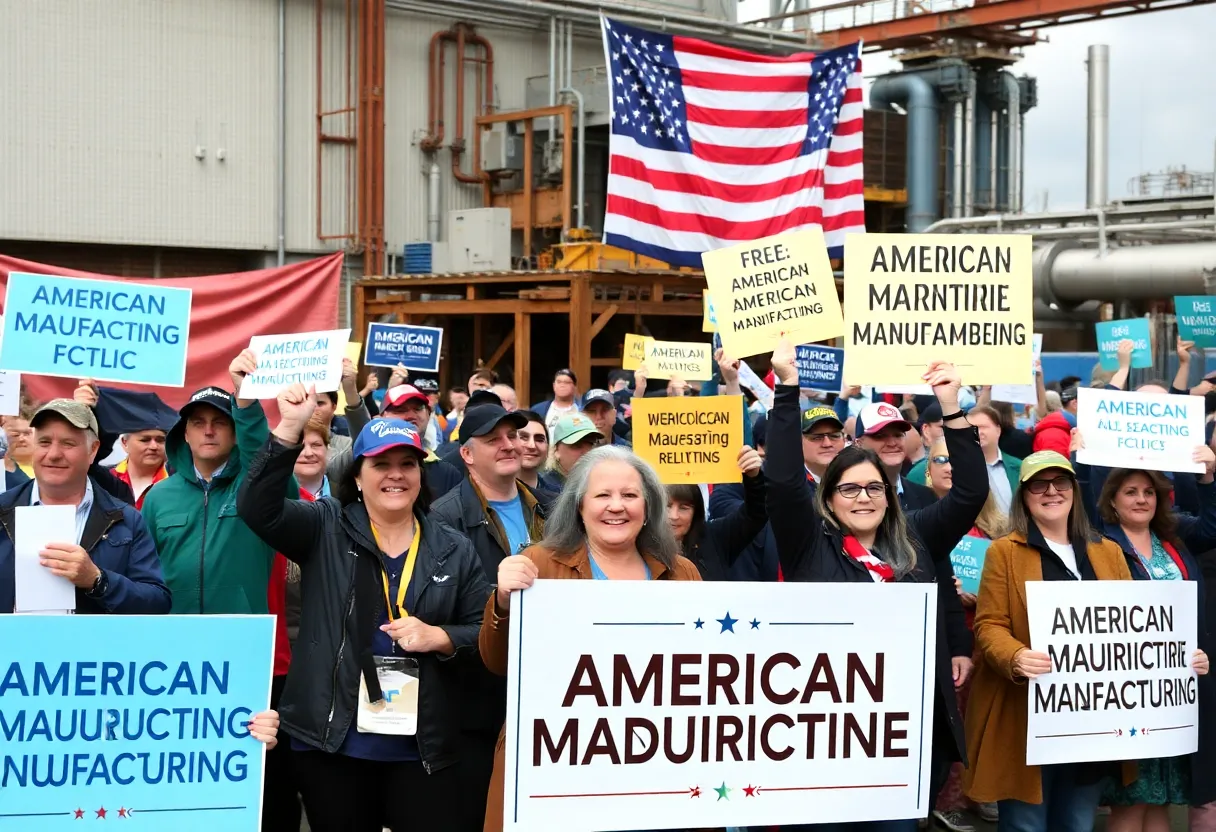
left=0, top=370, right=21, bottom=416
left=239, top=328, right=352, bottom=399
left=701, top=229, right=843, bottom=359
left=0, top=272, right=192, bottom=387
left=949, top=536, right=990, bottom=596
left=1075, top=387, right=1205, bottom=474
left=642, top=339, right=714, bottom=382
left=0, top=614, right=274, bottom=831
left=364, top=323, right=443, bottom=372
left=337, top=341, right=363, bottom=410
left=1175, top=296, right=1216, bottom=348
left=843, top=234, right=1034, bottom=385
left=702, top=290, right=717, bottom=333
left=1026, top=580, right=1199, bottom=766
left=504, top=580, right=938, bottom=831
left=1095, top=318, right=1152, bottom=371
left=990, top=333, right=1044, bottom=406
left=630, top=395, right=743, bottom=484
left=796, top=345, right=844, bottom=393
left=622, top=334, right=648, bottom=371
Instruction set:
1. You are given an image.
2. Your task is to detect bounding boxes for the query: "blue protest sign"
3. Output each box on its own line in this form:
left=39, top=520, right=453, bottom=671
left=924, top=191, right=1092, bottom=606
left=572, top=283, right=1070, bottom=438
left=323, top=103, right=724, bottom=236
left=1094, top=318, right=1152, bottom=371
left=0, top=273, right=191, bottom=387
left=0, top=615, right=273, bottom=831
left=365, top=323, right=443, bottom=372
left=949, top=536, right=991, bottom=596
left=795, top=345, right=844, bottom=392
left=1175, top=296, right=1216, bottom=348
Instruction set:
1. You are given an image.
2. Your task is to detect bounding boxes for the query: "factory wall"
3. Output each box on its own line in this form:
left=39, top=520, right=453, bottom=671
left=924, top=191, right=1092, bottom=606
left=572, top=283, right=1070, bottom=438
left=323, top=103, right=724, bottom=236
left=0, top=0, right=608, bottom=260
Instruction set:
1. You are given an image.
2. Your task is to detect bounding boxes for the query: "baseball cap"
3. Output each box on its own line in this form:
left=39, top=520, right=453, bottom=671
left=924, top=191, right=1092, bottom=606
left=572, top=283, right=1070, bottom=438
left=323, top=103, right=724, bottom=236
left=1019, top=450, right=1075, bottom=483
left=459, top=404, right=528, bottom=444
left=552, top=413, right=601, bottom=446
left=1060, top=386, right=1079, bottom=405
left=413, top=378, right=439, bottom=394
left=382, top=384, right=429, bottom=410
left=854, top=401, right=911, bottom=439
left=583, top=389, right=615, bottom=409
left=466, top=389, right=503, bottom=410
left=801, top=406, right=844, bottom=434
left=918, top=402, right=943, bottom=427
left=179, top=386, right=234, bottom=420
left=31, top=399, right=99, bottom=435
left=352, top=418, right=426, bottom=460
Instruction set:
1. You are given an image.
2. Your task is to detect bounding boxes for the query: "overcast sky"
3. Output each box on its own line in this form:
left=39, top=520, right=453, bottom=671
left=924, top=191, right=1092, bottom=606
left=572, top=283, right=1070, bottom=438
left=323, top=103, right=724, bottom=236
left=737, top=1, right=1216, bottom=211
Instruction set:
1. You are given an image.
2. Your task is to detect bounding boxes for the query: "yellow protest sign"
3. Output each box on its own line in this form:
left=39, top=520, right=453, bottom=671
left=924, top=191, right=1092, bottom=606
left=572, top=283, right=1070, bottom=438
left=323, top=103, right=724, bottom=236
left=630, top=395, right=743, bottom=484
left=700, top=228, right=843, bottom=359
left=843, top=233, right=1034, bottom=385
left=643, top=339, right=714, bottom=381
left=622, top=334, right=648, bottom=371
left=337, top=341, right=363, bottom=409
left=702, top=290, right=717, bottom=333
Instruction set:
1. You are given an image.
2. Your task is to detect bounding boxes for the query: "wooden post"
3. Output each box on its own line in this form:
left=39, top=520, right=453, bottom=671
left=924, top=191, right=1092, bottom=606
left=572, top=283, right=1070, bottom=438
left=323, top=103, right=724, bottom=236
left=568, top=274, right=592, bottom=391
left=514, top=310, right=531, bottom=403
left=561, top=105, right=573, bottom=236
left=354, top=282, right=367, bottom=343
left=523, top=120, right=534, bottom=255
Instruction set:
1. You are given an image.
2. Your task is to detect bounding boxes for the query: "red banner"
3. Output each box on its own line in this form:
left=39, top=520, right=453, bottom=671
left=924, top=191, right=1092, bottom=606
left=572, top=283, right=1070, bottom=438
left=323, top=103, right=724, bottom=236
left=0, top=253, right=344, bottom=409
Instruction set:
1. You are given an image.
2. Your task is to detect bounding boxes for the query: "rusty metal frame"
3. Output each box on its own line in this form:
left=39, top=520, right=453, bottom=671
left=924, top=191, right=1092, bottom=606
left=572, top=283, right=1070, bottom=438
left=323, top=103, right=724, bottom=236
left=316, top=0, right=358, bottom=244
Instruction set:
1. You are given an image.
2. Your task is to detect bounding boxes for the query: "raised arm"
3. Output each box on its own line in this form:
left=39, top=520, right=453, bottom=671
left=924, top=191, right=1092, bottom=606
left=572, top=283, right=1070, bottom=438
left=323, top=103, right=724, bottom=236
left=1107, top=339, right=1134, bottom=392
left=698, top=447, right=767, bottom=577
left=764, top=338, right=823, bottom=578
left=236, top=385, right=329, bottom=562
left=1173, top=338, right=1194, bottom=395
left=1176, top=447, right=1216, bottom=553
left=341, top=357, right=373, bottom=436
left=905, top=363, right=989, bottom=564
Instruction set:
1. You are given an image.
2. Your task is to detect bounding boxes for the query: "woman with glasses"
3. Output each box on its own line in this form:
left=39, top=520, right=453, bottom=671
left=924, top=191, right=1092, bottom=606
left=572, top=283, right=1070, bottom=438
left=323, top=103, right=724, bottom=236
left=766, top=339, right=990, bottom=832
left=964, top=451, right=1146, bottom=831
left=926, top=439, right=1009, bottom=831
left=1086, top=446, right=1216, bottom=832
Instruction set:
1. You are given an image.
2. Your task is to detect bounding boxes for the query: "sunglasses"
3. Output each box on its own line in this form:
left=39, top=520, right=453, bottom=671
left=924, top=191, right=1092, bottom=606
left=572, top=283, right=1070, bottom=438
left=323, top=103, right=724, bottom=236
left=1026, top=475, right=1074, bottom=495
left=834, top=482, right=888, bottom=499
left=805, top=431, right=845, bottom=443
left=930, top=455, right=950, bottom=465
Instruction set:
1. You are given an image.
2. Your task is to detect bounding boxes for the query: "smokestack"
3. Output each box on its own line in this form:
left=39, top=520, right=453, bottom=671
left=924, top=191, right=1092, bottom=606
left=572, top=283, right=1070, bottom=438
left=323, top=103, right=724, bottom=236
left=1086, top=44, right=1109, bottom=208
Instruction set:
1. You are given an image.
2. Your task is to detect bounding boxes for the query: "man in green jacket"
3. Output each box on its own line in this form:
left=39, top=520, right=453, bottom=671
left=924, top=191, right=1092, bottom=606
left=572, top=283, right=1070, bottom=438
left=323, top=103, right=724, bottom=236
left=142, top=350, right=297, bottom=614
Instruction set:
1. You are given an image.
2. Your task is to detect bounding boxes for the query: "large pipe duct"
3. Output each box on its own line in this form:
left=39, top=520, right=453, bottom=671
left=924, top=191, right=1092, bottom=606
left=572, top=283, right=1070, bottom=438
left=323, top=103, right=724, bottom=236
left=1000, top=71, right=1020, bottom=214
left=1086, top=44, right=1110, bottom=208
left=1035, top=241, right=1216, bottom=309
left=951, top=100, right=964, bottom=218
left=963, top=70, right=976, bottom=216
left=870, top=73, right=939, bottom=232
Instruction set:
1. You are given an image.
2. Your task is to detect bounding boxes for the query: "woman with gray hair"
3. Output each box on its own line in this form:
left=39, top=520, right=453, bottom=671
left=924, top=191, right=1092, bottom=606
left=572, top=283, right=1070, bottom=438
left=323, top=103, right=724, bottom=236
left=476, top=444, right=701, bottom=832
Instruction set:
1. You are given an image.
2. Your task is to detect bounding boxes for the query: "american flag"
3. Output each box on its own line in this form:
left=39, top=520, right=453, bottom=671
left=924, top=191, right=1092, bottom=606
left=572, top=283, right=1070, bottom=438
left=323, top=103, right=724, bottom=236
left=600, top=17, right=865, bottom=267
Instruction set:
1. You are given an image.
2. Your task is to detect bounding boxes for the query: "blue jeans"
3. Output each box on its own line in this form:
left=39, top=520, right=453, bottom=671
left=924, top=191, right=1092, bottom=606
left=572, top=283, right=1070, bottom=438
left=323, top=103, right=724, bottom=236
left=997, top=764, right=1105, bottom=832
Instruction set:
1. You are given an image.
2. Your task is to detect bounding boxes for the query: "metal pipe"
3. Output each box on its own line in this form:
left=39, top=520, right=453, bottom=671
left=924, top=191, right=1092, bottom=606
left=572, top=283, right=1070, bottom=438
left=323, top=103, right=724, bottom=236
left=565, top=19, right=573, bottom=90
left=1038, top=242, right=1216, bottom=305
left=870, top=72, right=939, bottom=232
left=548, top=17, right=556, bottom=140
left=560, top=86, right=586, bottom=229
left=1086, top=44, right=1110, bottom=209
left=989, top=109, right=998, bottom=212
left=428, top=161, right=442, bottom=242
left=951, top=100, right=964, bottom=219
left=1018, top=110, right=1025, bottom=213
left=1000, top=71, right=1020, bottom=216
left=963, top=71, right=975, bottom=217
left=277, top=0, right=286, bottom=265
left=926, top=197, right=1215, bottom=232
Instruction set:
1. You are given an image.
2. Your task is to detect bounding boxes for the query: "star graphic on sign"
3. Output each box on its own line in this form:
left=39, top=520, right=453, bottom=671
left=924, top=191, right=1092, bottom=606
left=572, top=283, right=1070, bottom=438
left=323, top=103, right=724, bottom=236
left=743, top=785, right=758, bottom=797
left=717, top=611, right=738, bottom=633
left=118, top=808, right=129, bottom=818
left=714, top=782, right=731, bottom=801
left=694, top=618, right=704, bottom=629
left=750, top=618, right=761, bottom=629
left=96, top=807, right=107, bottom=819
left=73, top=809, right=84, bottom=819
left=1130, top=727, right=1138, bottom=736
left=690, top=786, right=701, bottom=798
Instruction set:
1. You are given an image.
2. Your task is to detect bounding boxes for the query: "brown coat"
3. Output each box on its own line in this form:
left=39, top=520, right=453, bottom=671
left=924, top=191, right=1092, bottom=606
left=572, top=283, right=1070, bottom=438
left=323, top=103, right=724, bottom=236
left=962, top=531, right=1137, bottom=804
left=479, top=545, right=702, bottom=832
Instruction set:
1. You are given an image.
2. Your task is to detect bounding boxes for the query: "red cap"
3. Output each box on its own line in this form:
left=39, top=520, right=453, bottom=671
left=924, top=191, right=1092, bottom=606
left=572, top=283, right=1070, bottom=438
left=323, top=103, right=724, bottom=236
left=383, top=384, right=428, bottom=409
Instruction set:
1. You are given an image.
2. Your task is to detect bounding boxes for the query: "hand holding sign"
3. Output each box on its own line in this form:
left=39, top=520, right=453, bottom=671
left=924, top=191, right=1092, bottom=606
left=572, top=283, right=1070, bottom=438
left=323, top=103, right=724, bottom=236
left=230, top=349, right=259, bottom=404
left=1194, top=444, right=1216, bottom=478
left=770, top=337, right=798, bottom=386
left=73, top=378, right=99, bottom=407
left=738, top=445, right=763, bottom=478
left=1195, top=650, right=1211, bottom=675
left=923, top=361, right=962, bottom=412
left=272, top=383, right=317, bottom=445
left=40, top=542, right=102, bottom=589
left=1116, top=338, right=1135, bottom=370
left=1013, top=647, right=1052, bottom=680
left=714, top=348, right=740, bottom=386
left=248, top=710, right=281, bottom=750
left=496, top=555, right=539, bottom=611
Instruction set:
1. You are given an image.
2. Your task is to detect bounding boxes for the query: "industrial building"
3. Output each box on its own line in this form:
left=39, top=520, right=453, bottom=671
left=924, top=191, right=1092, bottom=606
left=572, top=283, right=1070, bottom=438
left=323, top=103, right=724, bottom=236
left=2, top=0, right=1214, bottom=399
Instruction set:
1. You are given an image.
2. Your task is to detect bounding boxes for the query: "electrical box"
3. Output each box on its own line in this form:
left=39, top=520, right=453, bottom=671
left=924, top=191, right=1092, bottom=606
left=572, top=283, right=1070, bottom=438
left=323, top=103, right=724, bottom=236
left=447, top=208, right=511, bottom=272
left=481, top=125, right=524, bottom=173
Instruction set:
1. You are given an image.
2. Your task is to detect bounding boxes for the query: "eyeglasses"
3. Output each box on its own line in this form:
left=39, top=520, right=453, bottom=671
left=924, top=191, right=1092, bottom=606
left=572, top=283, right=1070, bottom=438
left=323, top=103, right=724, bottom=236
left=930, top=455, right=950, bottom=465
left=834, top=482, right=888, bottom=499
left=805, top=431, right=845, bottom=443
left=1026, top=476, right=1074, bottom=495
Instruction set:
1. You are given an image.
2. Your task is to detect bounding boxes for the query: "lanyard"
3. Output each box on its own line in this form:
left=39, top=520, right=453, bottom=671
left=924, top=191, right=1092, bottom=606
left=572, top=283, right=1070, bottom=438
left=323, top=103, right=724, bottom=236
left=372, top=519, right=421, bottom=622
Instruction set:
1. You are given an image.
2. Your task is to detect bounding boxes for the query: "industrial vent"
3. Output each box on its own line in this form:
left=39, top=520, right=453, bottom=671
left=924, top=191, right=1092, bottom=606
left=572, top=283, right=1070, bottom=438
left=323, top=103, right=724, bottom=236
left=402, top=242, right=434, bottom=274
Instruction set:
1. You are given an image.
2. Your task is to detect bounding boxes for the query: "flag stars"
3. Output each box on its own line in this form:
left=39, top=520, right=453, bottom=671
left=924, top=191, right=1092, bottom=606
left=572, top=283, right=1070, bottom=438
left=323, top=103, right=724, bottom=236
left=717, top=611, right=738, bottom=633
left=73, top=809, right=84, bottom=819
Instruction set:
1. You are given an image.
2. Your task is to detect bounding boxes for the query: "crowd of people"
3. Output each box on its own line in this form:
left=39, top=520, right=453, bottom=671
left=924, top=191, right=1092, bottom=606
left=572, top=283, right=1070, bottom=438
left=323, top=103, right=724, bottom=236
left=3, top=330, right=1216, bottom=832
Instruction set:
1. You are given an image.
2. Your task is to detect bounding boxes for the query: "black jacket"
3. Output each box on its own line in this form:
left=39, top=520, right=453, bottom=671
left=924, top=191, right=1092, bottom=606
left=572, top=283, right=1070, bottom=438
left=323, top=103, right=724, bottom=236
left=766, top=384, right=989, bottom=763
left=430, top=476, right=552, bottom=733
left=688, top=472, right=768, bottom=581
left=900, top=478, right=938, bottom=511
left=237, top=438, right=491, bottom=772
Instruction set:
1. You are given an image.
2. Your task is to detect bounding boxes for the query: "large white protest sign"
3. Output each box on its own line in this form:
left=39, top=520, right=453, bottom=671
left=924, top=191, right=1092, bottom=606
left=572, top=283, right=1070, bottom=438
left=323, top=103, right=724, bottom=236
left=1026, top=580, right=1199, bottom=766
left=1076, top=387, right=1205, bottom=474
left=0, top=370, right=21, bottom=416
left=504, top=581, right=937, bottom=831
left=239, top=328, right=351, bottom=400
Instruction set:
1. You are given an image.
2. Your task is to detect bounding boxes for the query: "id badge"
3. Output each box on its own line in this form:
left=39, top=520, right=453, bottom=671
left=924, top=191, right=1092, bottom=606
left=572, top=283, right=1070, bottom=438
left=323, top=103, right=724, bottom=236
left=357, top=656, right=419, bottom=736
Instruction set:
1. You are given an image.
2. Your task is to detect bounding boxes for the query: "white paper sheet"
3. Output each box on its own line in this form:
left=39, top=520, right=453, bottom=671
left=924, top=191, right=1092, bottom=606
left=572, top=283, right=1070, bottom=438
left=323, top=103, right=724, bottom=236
left=14, top=505, right=78, bottom=613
